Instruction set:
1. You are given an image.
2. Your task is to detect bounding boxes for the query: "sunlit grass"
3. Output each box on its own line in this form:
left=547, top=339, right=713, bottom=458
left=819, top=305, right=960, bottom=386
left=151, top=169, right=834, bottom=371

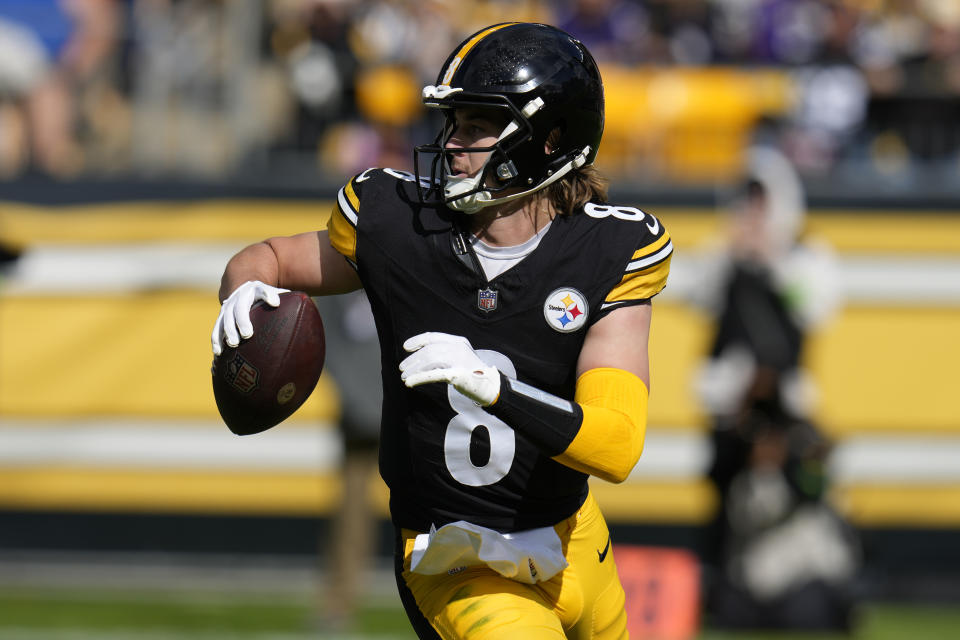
left=0, top=587, right=412, bottom=638
left=0, top=587, right=958, bottom=640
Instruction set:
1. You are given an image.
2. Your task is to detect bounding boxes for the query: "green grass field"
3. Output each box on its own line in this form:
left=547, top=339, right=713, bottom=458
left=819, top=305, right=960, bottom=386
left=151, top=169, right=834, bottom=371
left=0, top=587, right=958, bottom=640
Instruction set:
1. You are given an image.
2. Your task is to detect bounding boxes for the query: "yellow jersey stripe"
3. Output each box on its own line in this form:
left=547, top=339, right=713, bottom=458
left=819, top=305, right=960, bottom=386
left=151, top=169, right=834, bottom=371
left=343, top=179, right=360, bottom=215
left=605, top=253, right=673, bottom=303
left=626, top=238, right=673, bottom=274
left=628, top=231, right=671, bottom=263
left=336, top=189, right=357, bottom=226
left=327, top=203, right=357, bottom=262
left=441, top=23, right=519, bottom=86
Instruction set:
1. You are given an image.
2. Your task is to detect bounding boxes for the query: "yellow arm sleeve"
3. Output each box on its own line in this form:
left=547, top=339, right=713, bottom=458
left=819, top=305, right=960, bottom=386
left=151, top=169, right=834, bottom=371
left=551, top=367, right=648, bottom=484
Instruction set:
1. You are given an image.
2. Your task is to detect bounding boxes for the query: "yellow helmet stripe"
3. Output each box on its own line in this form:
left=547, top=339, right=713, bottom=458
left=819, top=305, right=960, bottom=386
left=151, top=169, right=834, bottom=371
left=440, top=22, right=519, bottom=86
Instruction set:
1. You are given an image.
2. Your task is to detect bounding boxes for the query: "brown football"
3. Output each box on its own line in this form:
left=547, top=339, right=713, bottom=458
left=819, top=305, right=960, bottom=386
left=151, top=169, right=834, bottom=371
left=212, top=291, right=325, bottom=435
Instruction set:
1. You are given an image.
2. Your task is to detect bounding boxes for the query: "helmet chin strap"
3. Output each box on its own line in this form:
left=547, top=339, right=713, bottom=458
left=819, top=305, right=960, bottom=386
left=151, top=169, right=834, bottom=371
left=446, top=146, right=592, bottom=214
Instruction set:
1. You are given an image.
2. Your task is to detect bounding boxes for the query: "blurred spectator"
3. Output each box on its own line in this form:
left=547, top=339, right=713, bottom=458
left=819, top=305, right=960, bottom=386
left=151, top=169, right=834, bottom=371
left=707, top=381, right=860, bottom=631
left=691, top=146, right=841, bottom=415
left=782, top=62, right=869, bottom=175
left=317, top=62, right=421, bottom=175
left=646, top=0, right=717, bottom=64
left=856, top=1, right=960, bottom=171
left=130, top=0, right=288, bottom=175
left=0, top=0, right=122, bottom=177
left=347, top=0, right=458, bottom=84
left=553, top=0, right=650, bottom=63
left=313, top=291, right=383, bottom=632
left=313, top=0, right=459, bottom=173
left=734, top=1, right=871, bottom=174
left=267, top=0, right=358, bottom=154
left=688, top=146, right=857, bottom=630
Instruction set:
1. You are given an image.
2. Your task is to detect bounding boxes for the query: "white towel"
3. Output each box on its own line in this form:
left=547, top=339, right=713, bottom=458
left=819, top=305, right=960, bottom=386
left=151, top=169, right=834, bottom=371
left=410, top=520, right=568, bottom=584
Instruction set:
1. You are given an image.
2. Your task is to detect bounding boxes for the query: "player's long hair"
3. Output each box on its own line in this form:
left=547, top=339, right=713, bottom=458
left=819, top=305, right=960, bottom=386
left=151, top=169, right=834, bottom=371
left=544, top=128, right=609, bottom=216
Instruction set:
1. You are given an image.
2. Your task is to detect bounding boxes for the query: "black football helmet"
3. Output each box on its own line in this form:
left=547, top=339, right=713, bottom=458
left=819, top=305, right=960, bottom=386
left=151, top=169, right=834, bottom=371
left=414, top=22, right=604, bottom=213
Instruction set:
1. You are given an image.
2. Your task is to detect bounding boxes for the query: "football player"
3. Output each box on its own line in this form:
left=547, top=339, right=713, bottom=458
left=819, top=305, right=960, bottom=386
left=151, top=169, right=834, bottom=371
left=212, top=22, right=672, bottom=639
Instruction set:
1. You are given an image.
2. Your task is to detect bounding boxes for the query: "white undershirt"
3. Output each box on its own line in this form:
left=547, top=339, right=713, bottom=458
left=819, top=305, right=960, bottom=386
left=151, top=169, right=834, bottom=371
left=469, top=221, right=553, bottom=280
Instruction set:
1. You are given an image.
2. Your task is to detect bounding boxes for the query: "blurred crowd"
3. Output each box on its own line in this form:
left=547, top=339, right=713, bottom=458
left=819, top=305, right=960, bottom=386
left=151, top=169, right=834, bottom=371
left=0, top=0, right=958, bottom=183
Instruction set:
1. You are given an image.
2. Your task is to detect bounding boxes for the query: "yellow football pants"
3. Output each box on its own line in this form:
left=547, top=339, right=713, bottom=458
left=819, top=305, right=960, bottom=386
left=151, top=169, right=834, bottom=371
left=397, top=491, right=628, bottom=639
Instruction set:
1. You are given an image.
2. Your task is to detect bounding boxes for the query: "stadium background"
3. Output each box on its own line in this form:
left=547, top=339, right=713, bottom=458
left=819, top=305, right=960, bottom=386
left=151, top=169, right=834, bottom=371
left=1, top=0, right=959, bottom=637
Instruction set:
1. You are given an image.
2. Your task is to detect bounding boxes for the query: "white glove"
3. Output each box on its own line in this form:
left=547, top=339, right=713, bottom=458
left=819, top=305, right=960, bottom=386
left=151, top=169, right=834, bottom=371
left=211, top=280, right=289, bottom=355
left=400, top=332, right=501, bottom=406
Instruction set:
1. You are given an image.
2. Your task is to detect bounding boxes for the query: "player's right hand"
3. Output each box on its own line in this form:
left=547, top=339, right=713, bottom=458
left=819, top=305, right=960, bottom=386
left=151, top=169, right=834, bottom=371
left=212, top=280, right=289, bottom=355
left=399, top=332, right=501, bottom=406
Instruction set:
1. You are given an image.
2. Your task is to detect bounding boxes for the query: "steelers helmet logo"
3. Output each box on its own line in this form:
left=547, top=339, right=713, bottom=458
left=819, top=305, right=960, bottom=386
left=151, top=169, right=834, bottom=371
left=543, top=288, right=589, bottom=333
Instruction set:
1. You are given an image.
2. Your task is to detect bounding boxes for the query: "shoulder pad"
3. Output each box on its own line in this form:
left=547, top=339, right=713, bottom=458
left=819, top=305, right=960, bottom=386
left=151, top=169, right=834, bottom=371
left=328, top=169, right=375, bottom=266
left=329, top=167, right=432, bottom=265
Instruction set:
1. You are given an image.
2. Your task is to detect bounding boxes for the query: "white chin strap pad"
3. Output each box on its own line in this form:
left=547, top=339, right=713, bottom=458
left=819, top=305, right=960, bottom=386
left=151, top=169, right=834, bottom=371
left=444, top=174, right=489, bottom=213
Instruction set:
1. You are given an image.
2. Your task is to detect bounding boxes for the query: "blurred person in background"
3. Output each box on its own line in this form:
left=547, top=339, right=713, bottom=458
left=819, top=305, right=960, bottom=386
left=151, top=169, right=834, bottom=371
left=212, top=22, right=672, bottom=639
left=131, top=0, right=292, bottom=175
left=707, top=379, right=859, bottom=631
left=855, top=1, right=960, bottom=173
left=267, top=0, right=359, bottom=158
left=729, top=0, right=871, bottom=174
left=314, top=291, right=383, bottom=632
left=691, top=146, right=842, bottom=434
left=0, top=0, right=122, bottom=177
left=689, top=146, right=858, bottom=631
left=318, top=61, right=422, bottom=175
left=277, top=0, right=458, bottom=176
left=552, top=0, right=650, bottom=64
left=644, top=0, right=718, bottom=65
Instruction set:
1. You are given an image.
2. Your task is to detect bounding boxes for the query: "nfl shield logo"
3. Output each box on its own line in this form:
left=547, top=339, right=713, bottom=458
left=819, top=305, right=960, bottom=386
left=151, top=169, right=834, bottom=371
left=226, top=353, right=260, bottom=393
left=477, top=287, right=498, bottom=312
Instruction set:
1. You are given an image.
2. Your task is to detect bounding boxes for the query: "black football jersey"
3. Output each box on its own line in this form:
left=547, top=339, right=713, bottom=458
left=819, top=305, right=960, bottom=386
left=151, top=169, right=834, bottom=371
left=328, top=168, right=672, bottom=532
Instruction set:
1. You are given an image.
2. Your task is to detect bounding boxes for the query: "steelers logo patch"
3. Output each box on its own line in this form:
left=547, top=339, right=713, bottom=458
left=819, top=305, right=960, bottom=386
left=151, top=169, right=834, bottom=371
left=543, top=288, right=589, bottom=333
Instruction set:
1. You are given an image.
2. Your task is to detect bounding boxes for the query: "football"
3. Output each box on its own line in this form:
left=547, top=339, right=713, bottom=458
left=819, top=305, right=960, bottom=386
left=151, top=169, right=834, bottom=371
left=212, top=291, right=325, bottom=435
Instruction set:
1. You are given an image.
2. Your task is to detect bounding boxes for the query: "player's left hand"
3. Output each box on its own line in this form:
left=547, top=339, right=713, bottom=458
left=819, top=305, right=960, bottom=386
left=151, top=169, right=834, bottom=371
left=400, top=332, right=500, bottom=406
